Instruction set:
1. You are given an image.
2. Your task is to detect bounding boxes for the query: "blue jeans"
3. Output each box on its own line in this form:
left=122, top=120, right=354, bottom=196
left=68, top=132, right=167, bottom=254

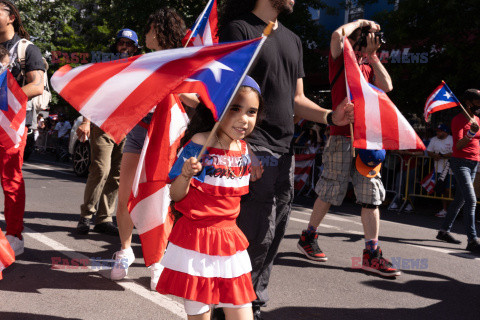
left=441, top=157, right=478, bottom=241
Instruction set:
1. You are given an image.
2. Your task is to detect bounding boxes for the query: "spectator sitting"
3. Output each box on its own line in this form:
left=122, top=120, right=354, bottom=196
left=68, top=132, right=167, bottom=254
left=295, top=124, right=323, bottom=154
left=426, top=123, right=454, bottom=217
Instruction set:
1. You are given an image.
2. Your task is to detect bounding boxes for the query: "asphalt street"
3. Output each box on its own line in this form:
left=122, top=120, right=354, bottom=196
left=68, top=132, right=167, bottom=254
left=1, top=153, right=480, bottom=320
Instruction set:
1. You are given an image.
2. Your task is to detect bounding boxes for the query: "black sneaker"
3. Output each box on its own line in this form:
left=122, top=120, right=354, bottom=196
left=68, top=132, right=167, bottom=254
left=297, top=230, right=328, bottom=261
left=362, top=246, right=401, bottom=277
left=210, top=308, right=225, bottom=320
left=76, top=217, right=91, bottom=234
left=436, top=231, right=461, bottom=244
left=253, top=306, right=263, bottom=320
left=466, top=239, right=480, bottom=254
left=93, top=222, right=119, bottom=236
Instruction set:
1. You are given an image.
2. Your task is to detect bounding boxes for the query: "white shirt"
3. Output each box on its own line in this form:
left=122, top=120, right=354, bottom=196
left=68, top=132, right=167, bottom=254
left=54, top=121, right=72, bottom=138
left=427, top=135, right=453, bottom=173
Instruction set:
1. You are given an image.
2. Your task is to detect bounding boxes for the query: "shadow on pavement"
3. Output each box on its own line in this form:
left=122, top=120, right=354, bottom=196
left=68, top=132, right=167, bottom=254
left=262, top=270, right=480, bottom=319
left=0, top=312, right=81, bottom=320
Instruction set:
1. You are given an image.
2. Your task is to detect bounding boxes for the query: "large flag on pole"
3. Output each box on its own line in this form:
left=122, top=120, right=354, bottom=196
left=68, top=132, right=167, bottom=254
left=51, top=38, right=262, bottom=143
left=344, top=38, right=425, bottom=150
left=127, top=35, right=269, bottom=266
left=0, top=70, right=28, bottom=149
left=424, top=81, right=461, bottom=121
left=182, top=0, right=218, bottom=47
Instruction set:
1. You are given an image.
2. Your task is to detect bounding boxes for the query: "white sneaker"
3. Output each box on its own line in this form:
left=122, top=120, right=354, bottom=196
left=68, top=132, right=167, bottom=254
left=404, top=203, right=414, bottom=212
left=389, top=202, right=399, bottom=210
left=435, top=209, right=447, bottom=218
left=6, top=235, right=24, bottom=256
left=110, top=247, right=135, bottom=280
left=149, top=262, right=164, bottom=291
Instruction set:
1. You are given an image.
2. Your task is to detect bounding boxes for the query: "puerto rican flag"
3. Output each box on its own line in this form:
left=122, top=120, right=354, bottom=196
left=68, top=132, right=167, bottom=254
left=128, top=95, right=188, bottom=266
left=0, top=228, right=15, bottom=280
left=127, top=38, right=266, bottom=266
left=51, top=38, right=263, bottom=143
left=0, top=70, right=28, bottom=149
left=424, top=81, right=461, bottom=121
left=182, top=0, right=218, bottom=47
left=294, top=153, right=316, bottom=191
left=421, top=169, right=436, bottom=194
left=343, top=38, right=425, bottom=150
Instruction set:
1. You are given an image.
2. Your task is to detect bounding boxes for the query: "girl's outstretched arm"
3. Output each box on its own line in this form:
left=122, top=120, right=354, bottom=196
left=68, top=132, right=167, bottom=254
left=170, top=157, right=203, bottom=202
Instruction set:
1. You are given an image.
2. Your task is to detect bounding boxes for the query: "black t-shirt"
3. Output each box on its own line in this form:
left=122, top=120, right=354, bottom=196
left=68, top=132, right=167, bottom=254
left=220, top=13, right=305, bottom=153
left=1, top=33, right=45, bottom=86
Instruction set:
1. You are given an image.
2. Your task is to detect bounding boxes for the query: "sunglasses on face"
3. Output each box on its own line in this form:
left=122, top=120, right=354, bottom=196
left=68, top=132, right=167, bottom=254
left=117, top=39, right=135, bottom=47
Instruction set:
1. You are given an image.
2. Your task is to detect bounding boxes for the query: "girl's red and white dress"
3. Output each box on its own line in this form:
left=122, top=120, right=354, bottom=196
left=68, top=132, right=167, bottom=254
left=157, top=140, right=257, bottom=305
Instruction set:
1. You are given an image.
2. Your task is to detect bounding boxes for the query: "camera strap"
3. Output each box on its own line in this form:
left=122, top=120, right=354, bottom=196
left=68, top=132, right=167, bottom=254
left=330, top=65, right=344, bottom=90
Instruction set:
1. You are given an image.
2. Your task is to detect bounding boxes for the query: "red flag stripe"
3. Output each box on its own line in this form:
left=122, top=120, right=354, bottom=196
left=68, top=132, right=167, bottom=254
left=139, top=217, right=174, bottom=267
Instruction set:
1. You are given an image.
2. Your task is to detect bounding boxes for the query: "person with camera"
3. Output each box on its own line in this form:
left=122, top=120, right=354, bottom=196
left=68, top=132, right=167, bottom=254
left=297, top=19, right=401, bottom=277
left=0, top=0, right=45, bottom=256
left=436, top=89, right=480, bottom=254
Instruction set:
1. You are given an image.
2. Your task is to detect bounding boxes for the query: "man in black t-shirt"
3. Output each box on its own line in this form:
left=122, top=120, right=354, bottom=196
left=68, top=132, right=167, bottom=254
left=0, top=0, right=45, bottom=256
left=219, top=0, right=353, bottom=318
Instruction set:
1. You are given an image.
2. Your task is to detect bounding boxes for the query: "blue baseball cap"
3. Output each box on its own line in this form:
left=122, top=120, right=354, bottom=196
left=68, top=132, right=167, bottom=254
left=356, top=149, right=386, bottom=178
left=437, top=123, right=449, bottom=133
left=241, top=76, right=261, bottom=95
left=116, top=28, right=139, bottom=46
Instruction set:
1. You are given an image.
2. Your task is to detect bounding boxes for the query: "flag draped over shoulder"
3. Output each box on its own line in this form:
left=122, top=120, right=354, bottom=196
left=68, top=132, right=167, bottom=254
left=182, top=0, right=218, bottom=47
left=127, top=95, right=188, bottom=266
left=424, top=81, right=461, bottom=121
left=0, top=70, right=28, bottom=149
left=343, top=38, right=425, bottom=150
left=51, top=38, right=262, bottom=143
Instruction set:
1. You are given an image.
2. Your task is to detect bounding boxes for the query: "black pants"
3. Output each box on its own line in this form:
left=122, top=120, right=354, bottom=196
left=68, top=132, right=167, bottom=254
left=237, top=144, right=294, bottom=307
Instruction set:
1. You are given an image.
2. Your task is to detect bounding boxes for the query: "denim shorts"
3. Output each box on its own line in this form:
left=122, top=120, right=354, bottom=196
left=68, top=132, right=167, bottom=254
left=123, top=113, right=153, bottom=154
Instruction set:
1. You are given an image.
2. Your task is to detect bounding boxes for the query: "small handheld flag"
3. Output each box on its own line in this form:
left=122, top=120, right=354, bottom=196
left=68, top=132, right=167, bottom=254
left=424, top=81, right=461, bottom=122
left=182, top=0, right=218, bottom=47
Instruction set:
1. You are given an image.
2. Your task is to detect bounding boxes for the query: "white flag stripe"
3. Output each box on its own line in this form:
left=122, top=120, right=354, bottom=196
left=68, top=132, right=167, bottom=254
left=0, top=113, right=18, bottom=143
left=361, top=79, right=383, bottom=149
left=51, top=63, right=93, bottom=93
left=132, top=135, right=150, bottom=197
left=426, top=100, right=453, bottom=112
left=425, top=88, right=441, bottom=109
left=396, top=108, right=418, bottom=149
left=203, top=22, right=213, bottom=46
left=80, top=48, right=202, bottom=127
left=7, top=89, right=23, bottom=114
left=161, top=243, right=252, bottom=278
left=130, top=185, right=171, bottom=234
left=169, top=103, right=189, bottom=146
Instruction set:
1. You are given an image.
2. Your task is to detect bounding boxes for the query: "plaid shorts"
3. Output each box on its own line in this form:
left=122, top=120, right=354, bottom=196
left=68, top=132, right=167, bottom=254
left=315, top=135, right=385, bottom=206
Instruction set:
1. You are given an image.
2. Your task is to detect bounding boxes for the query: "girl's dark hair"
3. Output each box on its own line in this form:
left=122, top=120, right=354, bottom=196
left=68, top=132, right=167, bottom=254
left=144, top=8, right=186, bottom=50
left=0, top=1, right=30, bottom=40
left=218, top=0, right=256, bottom=33
left=463, top=89, right=480, bottom=103
left=170, top=85, right=264, bottom=221
left=0, top=44, right=9, bottom=61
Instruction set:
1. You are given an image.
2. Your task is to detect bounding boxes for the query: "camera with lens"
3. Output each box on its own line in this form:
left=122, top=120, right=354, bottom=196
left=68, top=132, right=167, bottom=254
left=357, top=26, right=386, bottom=48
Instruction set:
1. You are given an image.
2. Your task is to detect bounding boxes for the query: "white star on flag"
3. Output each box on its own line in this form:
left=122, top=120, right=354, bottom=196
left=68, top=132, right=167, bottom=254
left=444, top=92, right=452, bottom=99
left=203, top=60, right=233, bottom=82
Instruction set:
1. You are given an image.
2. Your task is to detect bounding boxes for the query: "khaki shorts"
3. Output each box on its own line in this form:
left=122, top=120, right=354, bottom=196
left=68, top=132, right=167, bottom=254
left=315, top=135, right=385, bottom=206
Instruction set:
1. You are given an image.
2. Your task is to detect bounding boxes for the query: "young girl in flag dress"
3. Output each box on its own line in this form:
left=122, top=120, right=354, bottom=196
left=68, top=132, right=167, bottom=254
left=157, top=76, right=263, bottom=319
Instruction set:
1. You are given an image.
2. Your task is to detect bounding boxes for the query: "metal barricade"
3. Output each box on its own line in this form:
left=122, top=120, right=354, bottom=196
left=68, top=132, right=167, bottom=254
left=380, top=152, right=405, bottom=210
left=401, top=155, right=455, bottom=211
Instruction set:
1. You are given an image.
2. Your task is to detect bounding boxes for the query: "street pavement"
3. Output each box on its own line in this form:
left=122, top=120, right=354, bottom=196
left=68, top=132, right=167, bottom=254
left=1, top=153, right=480, bottom=320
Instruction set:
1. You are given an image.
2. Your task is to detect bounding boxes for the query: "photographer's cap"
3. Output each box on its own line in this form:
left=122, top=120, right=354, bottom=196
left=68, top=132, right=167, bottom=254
left=356, top=149, right=386, bottom=178
left=116, top=28, right=139, bottom=46
left=437, top=123, right=449, bottom=133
